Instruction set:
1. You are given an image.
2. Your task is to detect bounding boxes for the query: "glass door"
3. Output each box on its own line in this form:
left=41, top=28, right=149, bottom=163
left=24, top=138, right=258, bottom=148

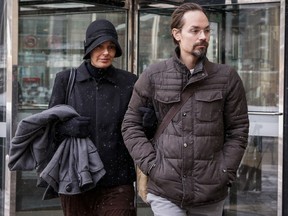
left=16, top=1, right=129, bottom=214
left=223, top=3, right=280, bottom=215
left=137, top=2, right=281, bottom=216
left=0, top=1, right=6, bottom=215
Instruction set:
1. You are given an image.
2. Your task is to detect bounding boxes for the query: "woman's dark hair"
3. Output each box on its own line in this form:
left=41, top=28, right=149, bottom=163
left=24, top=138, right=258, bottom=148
left=170, top=3, right=208, bottom=44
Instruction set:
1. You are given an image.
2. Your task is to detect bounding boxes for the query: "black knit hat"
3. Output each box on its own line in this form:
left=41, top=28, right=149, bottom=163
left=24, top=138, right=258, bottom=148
left=83, top=19, right=122, bottom=59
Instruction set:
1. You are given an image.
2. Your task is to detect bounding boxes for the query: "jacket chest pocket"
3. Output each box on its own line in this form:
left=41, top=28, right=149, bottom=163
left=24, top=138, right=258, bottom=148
left=154, top=89, right=181, bottom=118
left=195, top=91, right=223, bottom=122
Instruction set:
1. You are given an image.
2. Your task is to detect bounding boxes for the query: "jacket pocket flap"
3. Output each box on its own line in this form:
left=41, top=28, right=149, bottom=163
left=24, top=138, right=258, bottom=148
left=195, top=91, right=222, bottom=102
left=155, top=90, right=181, bottom=104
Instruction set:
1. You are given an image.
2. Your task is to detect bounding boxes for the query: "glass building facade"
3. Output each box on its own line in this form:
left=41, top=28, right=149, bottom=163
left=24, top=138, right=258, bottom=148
left=0, top=0, right=287, bottom=215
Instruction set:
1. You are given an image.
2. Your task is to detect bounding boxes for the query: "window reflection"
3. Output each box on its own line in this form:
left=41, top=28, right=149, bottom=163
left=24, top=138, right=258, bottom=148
left=224, top=4, right=279, bottom=110
left=0, top=69, right=4, bottom=216
left=226, top=136, right=278, bottom=215
left=0, top=139, right=4, bottom=216
left=0, top=68, right=5, bottom=122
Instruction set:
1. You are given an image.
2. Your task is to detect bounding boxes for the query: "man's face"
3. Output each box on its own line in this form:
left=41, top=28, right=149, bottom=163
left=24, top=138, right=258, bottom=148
left=173, top=10, right=210, bottom=59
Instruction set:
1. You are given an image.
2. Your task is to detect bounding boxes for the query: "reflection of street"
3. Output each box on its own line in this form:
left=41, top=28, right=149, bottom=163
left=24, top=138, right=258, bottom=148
left=0, top=137, right=4, bottom=216
left=0, top=68, right=5, bottom=121
left=237, top=123, right=263, bottom=191
left=0, top=191, right=2, bottom=216
left=0, top=106, right=5, bottom=122
left=21, top=77, right=50, bottom=105
left=225, top=136, right=278, bottom=215
left=16, top=171, right=62, bottom=212
left=224, top=165, right=277, bottom=216
left=0, top=69, right=4, bottom=216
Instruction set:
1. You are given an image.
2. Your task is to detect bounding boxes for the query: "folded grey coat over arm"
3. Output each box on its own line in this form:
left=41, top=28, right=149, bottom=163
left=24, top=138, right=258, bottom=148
left=8, top=104, right=105, bottom=198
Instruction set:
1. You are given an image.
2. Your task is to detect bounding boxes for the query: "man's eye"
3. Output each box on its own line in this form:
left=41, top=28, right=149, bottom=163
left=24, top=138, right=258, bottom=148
left=191, top=29, right=200, bottom=34
left=190, top=28, right=212, bottom=35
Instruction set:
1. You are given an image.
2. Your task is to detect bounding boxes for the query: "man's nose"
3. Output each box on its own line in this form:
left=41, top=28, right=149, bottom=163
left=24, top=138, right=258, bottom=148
left=198, top=30, right=207, bottom=39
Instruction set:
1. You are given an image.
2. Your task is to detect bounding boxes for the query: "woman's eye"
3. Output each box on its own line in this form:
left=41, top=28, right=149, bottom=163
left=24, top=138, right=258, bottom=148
left=95, top=45, right=103, bottom=50
left=108, top=45, right=116, bottom=50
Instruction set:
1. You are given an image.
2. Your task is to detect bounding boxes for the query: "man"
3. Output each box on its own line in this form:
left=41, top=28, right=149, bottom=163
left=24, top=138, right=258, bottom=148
left=122, top=3, right=249, bottom=216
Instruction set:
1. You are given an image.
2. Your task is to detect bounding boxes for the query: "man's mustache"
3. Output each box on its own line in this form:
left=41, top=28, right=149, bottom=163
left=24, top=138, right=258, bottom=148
left=193, top=42, right=209, bottom=49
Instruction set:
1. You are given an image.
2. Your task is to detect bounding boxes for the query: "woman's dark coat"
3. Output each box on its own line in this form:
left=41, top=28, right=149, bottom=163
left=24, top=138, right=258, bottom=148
left=49, top=61, right=137, bottom=187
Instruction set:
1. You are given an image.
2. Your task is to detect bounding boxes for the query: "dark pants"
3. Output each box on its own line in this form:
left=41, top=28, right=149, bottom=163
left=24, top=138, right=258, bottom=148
left=59, top=184, right=136, bottom=216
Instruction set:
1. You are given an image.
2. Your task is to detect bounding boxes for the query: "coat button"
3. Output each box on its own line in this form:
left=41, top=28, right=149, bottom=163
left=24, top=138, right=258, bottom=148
left=222, top=169, right=227, bottom=173
left=184, top=143, right=187, bottom=147
left=65, top=184, right=72, bottom=192
left=183, top=112, right=187, bottom=116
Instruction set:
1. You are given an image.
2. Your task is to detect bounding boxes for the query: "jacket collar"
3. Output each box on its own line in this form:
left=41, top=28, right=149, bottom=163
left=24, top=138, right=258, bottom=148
left=173, top=46, right=206, bottom=75
left=173, top=47, right=209, bottom=84
left=76, top=61, right=117, bottom=85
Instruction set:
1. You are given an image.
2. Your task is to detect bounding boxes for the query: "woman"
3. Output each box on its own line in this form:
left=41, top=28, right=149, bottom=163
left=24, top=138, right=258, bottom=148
left=49, top=19, right=137, bottom=216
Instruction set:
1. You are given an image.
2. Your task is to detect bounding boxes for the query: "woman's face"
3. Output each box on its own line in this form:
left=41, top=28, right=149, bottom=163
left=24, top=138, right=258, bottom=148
left=90, top=40, right=116, bottom=68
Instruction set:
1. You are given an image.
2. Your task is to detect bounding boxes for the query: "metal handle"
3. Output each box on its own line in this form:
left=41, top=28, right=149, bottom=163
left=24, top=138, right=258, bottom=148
left=248, top=111, right=283, bottom=116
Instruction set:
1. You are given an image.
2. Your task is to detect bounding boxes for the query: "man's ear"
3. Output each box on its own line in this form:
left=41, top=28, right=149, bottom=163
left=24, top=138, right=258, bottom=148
left=172, top=28, right=181, bottom=42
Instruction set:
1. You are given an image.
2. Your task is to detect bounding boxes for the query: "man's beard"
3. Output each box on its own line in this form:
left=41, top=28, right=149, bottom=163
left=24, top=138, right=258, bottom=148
left=192, top=42, right=208, bottom=58
left=192, top=49, right=206, bottom=58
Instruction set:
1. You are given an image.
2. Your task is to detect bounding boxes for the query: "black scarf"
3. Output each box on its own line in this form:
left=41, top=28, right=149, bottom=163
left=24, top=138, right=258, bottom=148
left=86, top=61, right=109, bottom=82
